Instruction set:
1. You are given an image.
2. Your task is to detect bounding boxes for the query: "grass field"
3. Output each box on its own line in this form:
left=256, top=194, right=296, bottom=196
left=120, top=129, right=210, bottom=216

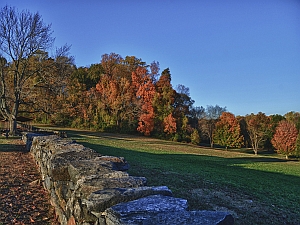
left=4, top=127, right=300, bottom=224
left=57, top=128, right=300, bottom=225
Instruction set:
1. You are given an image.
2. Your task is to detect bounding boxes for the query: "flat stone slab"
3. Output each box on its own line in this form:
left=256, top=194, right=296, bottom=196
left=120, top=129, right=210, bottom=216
left=104, top=194, right=234, bottom=225
left=104, top=195, right=188, bottom=224
left=84, top=186, right=173, bottom=213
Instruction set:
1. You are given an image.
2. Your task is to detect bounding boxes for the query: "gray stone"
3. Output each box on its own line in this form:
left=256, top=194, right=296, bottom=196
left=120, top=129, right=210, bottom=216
left=84, top=186, right=173, bottom=213
left=44, top=176, right=52, bottom=190
left=104, top=195, right=234, bottom=225
left=104, top=195, right=188, bottom=225
left=67, top=159, right=128, bottom=183
left=96, top=156, right=129, bottom=171
left=55, top=148, right=100, bottom=162
left=23, top=132, right=50, bottom=150
left=77, top=175, right=147, bottom=199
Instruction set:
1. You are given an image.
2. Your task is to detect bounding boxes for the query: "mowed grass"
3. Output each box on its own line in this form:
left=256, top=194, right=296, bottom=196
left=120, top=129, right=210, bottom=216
left=17, top=127, right=300, bottom=224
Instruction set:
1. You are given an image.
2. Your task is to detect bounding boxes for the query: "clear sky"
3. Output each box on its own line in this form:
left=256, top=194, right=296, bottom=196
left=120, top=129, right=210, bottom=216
left=4, top=0, right=300, bottom=116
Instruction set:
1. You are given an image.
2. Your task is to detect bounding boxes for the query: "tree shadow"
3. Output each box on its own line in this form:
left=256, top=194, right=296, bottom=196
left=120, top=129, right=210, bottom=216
left=230, top=157, right=295, bottom=163
left=0, top=140, right=26, bottom=152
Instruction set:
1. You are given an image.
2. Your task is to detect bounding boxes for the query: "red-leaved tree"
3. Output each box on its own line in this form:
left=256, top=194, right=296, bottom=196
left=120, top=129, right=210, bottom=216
left=271, top=120, right=298, bottom=159
left=163, top=113, right=177, bottom=134
left=132, top=67, right=156, bottom=136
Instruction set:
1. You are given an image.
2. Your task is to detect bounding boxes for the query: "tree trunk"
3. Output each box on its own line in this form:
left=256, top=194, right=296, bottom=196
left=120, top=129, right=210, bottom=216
left=254, top=148, right=258, bottom=155
left=9, top=118, right=17, bottom=135
left=210, top=140, right=214, bottom=148
left=253, top=140, right=258, bottom=155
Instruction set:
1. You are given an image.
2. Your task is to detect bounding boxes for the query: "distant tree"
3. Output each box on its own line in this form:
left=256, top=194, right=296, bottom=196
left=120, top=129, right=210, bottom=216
left=237, top=116, right=251, bottom=148
left=95, top=73, right=134, bottom=131
left=132, top=67, right=156, bottom=136
left=271, top=120, right=298, bottom=159
left=0, top=6, right=71, bottom=134
left=200, top=105, right=226, bottom=148
left=213, top=112, right=243, bottom=150
left=173, top=84, right=194, bottom=117
left=191, top=106, right=206, bottom=119
left=173, top=84, right=194, bottom=141
left=72, top=64, right=104, bottom=91
left=270, top=114, right=286, bottom=126
left=61, top=77, right=90, bottom=127
left=149, top=61, right=160, bottom=82
left=264, top=114, right=286, bottom=150
left=191, top=128, right=200, bottom=145
left=29, top=51, right=74, bottom=124
left=285, top=111, right=300, bottom=131
left=296, top=132, right=300, bottom=157
left=101, top=53, right=123, bottom=77
left=190, top=106, right=205, bottom=129
left=123, top=55, right=147, bottom=80
left=245, top=112, right=272, bottom=155
left=153, top=68, right=176, bottom=135
left=163, top=113, right=177, bottom=135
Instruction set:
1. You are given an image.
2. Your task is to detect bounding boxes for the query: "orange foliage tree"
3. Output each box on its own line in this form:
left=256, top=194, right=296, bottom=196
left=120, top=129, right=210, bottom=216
left=132, top=67, right=156, bottom=136
left=163, top=113, right=177, bottom=134
left=271, top=120, right=298, bottom=159
left=95, top=73, right=135, bottom=131
left=213, top=112, right=244, bottom=150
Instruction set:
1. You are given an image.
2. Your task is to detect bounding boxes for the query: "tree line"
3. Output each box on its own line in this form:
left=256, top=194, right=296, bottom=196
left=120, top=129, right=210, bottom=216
left=0, top=6, right=299, bottom=158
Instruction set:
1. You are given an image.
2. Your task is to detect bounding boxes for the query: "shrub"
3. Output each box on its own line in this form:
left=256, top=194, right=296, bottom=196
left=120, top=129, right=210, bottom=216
left=191, top=129, right=200, bottom=145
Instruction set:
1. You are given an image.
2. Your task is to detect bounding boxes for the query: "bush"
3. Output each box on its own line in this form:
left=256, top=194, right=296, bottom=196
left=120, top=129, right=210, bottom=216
left=191, top=129, right=200, bottom=145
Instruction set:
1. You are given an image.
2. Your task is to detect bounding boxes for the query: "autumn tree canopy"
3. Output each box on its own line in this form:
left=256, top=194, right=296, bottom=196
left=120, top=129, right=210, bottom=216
left=271, top=120, right=298, bottom=159
left=245, top=112, right=272, bottom=155
left=132, top=67, right=156, bottom=136
left=213, top=112, right=244, bottom=150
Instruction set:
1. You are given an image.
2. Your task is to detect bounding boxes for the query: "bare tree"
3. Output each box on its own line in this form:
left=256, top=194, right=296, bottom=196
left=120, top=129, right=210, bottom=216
left=0, top=6, right=55, bottom=134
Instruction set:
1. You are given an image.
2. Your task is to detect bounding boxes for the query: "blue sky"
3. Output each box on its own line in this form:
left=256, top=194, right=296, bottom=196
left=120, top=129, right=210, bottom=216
left=5, top=0, right=300, bottom=116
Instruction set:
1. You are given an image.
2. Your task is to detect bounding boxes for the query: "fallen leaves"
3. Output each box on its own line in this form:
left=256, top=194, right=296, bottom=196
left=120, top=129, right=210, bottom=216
left=0, top=139, right=59, bottom=224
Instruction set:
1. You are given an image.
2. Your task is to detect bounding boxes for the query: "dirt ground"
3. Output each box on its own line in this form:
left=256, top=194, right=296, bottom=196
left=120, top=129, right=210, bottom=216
left=0, top=139, right=59, bottom=225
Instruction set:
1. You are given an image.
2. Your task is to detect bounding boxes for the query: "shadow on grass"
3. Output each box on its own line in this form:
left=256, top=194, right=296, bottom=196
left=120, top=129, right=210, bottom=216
left=77, top=140, right=300, bottom=185
left=64, top=129, right=293, bottom=162
left=47, top=128, right=300, bottom=196
left=0, top=144, right=26, bottom=152
left=231, top=157, right=290, bottom=163
left=0, top=139, right=26, bottom=153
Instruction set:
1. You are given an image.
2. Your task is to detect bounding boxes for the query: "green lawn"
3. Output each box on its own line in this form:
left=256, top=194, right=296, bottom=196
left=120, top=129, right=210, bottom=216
left=16, top=127, right=300, bottom=224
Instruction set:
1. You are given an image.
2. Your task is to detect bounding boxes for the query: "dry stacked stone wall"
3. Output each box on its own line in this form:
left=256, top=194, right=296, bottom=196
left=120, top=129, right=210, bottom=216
left=23, top=133, right=234, bottom=225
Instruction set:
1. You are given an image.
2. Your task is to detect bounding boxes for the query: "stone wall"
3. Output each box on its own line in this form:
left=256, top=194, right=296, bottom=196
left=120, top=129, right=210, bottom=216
left=23, top=133, right=234, bottom=225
